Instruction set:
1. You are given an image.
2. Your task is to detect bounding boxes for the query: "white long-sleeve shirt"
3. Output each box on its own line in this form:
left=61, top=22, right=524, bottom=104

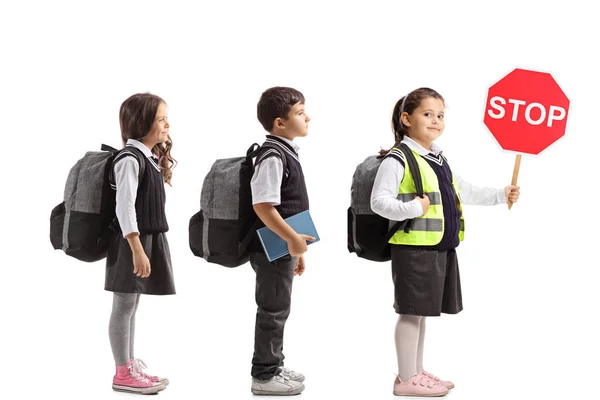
left=370, top=136, right=506, bottom=222
left=113, top=139, right=161, bottom=237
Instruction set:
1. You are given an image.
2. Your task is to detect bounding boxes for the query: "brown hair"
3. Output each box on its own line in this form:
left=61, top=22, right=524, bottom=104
left=379, top=87, right=445, bottom=156
left=119, top=93, right=176, bottom=185
left=257, top=87, right=305, bottom=132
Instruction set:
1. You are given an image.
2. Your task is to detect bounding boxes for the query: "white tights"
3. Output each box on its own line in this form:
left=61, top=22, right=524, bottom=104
left=395, top=314, right=426, bottom=381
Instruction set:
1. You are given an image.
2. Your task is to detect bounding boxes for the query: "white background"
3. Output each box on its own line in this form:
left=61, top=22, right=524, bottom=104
left=1, top=1, right=598, bottom=399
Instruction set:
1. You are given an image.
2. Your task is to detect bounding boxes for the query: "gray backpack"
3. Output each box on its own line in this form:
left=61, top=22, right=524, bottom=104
left=189, top=142, right=286, bottom=267
left=50, top=144, right=145, bottom=262
left=347, top=143, right=423, bottom=262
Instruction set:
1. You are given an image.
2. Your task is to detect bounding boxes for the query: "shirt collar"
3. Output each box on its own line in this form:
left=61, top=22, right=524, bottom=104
left=271, top=135, right=300, bottom=153
left=401, top=136, right=443, bottom=156
left=126, top=138, right=154, bottom=158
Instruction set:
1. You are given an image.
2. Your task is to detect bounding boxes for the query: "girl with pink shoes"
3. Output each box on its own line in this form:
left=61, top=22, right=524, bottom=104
left=370, top=88, right=520, bottom=396
left=106, top=93, right=176, bottom=394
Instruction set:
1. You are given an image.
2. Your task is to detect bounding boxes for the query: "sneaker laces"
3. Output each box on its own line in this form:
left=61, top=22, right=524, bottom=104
left=131, top=358, right=148, bottom=375
left=128, top=363, right=151, bottom=384
left=131, top=358, right=158, bottom=380
left=275, top=371, right=290, bottom=383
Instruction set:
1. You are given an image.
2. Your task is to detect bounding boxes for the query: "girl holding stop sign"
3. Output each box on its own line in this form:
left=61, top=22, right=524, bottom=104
left=370, top=87, right=520, bottom=397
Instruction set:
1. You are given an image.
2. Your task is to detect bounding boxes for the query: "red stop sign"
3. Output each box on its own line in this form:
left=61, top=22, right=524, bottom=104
left=483, top=68, right=570, bottom=155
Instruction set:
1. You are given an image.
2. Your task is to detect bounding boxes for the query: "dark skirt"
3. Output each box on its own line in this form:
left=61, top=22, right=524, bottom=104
left=391, top=245, right=462, bottom=316
left=105, top=232, right=176, bottom=295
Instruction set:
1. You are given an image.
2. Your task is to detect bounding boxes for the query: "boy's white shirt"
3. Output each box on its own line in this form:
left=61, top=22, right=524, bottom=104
left=113, top=139, right=161, bottom=237
left=251, top=136, right=299, bottom=206
left=370, top=136, right=506, bottom=222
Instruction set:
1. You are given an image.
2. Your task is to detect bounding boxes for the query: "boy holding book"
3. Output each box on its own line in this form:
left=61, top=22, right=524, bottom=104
left=248, top=86, right=315, bottom=396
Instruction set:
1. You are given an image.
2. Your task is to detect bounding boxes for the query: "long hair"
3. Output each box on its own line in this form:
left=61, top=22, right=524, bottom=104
left=379, top=87, right=445, bottom=156
left=119, top=93, right=176, bottom=185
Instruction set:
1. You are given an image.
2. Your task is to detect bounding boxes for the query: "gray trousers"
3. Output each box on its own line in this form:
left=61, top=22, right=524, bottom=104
left=250, top=252, right=297, bottom=380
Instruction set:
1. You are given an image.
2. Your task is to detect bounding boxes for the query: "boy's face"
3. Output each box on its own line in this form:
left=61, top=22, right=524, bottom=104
left=275, top=102, right=310, bottom=139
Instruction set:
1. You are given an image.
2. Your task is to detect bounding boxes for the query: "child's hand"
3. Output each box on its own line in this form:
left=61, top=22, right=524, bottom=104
left=415, top=194, right=430, bottom=215
left=132, top=249, right=151, bottom=278
left=504, top=185, right=520, bottom=204
left=294, top=255, right=306, bottom=276
left=287, top=233, right=316, bottom=257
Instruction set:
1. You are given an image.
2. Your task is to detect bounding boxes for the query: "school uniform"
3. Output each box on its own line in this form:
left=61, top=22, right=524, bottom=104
left=248, top=135, right=309, bottom=380
left=104, top=139, right=176, bottom=295
left=371, top=136, right=505, bottom=316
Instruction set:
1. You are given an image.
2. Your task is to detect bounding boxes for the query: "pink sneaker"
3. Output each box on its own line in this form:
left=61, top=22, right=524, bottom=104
left=131, top=358, right=170, bottom=386
left=421, top=370, right=454, bottom=390
left=113, top=363, right=165, bottom=394
left=393, top=372, right=449, bottom=397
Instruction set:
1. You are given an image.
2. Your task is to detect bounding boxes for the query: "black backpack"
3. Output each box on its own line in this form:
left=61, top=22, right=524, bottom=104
left=50, top=145, right=145, bottom=262
left=189, top=141, right=287, bottom=267
left=348, top=143, right=424, bottom=262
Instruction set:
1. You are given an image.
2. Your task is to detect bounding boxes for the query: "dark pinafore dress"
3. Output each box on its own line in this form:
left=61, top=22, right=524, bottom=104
left=105, top=150, right=175, bottom=295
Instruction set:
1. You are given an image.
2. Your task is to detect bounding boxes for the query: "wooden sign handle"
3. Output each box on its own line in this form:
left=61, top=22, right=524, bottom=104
left=508, top=154, right=521, bottom=210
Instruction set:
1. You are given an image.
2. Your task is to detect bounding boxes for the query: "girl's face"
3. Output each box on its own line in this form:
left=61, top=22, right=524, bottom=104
left=402, top=97, right=445, bottom=150
left=143, top=102, right=170, bottom=147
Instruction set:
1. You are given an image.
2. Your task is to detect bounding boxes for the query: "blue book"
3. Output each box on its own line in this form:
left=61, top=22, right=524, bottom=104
left=256, top=210, right=320, bottom=262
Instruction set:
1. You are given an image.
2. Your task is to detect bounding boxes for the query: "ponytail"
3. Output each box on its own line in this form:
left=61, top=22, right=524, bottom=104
left=379, top=96, right=406, bottom=156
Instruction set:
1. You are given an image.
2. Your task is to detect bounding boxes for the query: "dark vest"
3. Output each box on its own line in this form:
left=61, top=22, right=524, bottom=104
left=422, top=153, right=460, bottom=250
left=249, top=135, right=310, bottom=251
left=135, top=156, right=169, bottom=233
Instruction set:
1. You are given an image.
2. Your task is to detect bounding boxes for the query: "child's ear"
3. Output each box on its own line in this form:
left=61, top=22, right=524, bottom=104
left=274, top=117, right=285, bottom=129
left=401, top=112, right=411, bottom=127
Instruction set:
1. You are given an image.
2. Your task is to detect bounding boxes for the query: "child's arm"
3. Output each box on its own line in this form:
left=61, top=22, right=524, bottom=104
left=251, top=156, right=315, bottom=258
left=370, top=156, right=428, bottom=220
left=114, top=157, right=140, bottom=238
left=254, top=203, right=315, bottom=257
left=114, top=156, right=151, bottom=278
left=454, top=175, right=519, bottom=206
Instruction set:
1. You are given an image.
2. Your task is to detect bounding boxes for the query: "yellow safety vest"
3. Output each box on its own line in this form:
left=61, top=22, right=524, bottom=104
left=389, top=148, right=465, bottom=245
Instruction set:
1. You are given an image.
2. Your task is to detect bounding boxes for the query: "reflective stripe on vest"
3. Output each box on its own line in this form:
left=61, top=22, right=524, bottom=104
left=389, top=148, right=465, bottom=246
left=397, top=192, right=442, bottom=205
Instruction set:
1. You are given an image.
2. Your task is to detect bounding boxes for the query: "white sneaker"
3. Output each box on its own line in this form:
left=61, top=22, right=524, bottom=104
left=281, top=367, right=305, bottom=383
left=251, top=372, right=305, bottom=396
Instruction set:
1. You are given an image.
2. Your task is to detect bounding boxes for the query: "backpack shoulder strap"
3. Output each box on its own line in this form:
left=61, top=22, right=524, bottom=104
left=255, top=141, right=288, bottom=176
left=384, top=147, right=407, bottom=167
left=237, top=142, right=282, bottom=258
left=101, top=144, right=119, bottom=152
left=398, top=143, right=424, bottom=197
left=376, top=144, right=428, bottom=246
left=114, top=146, right=147, bottom=181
